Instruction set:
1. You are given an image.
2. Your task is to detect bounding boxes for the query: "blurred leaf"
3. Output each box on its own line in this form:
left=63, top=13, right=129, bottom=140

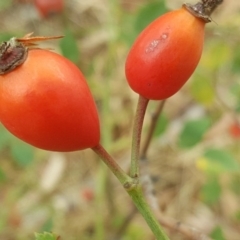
left=230, top=175, right=240, bottom=195
left=0, top=1, right=12, bottom=10
left=230, top=82, right=240, bottom=97
left=134, top=1, right=167, bottom=34
left=202, top=149, right=240, bottom=173
left=210, top=226, right=226, bottom=240
left=231, top=44, right=240, bottom=73
left=119, top=13, right=136, bottom=46
left=60, top=29, right=79, bottom=64
left=120, top=1, right=168, bottom=46
left=235, top=211, right=240, bottom=222
left=0, top=125, right=12, bottom=151
left=35, top=232, right=59, bottom=240
left=0, top=168, right=7, bottom=183
left=178, top=118, right=211, bottom=148
left=0, top=32, right=14, bottom=42
left=41, top=218, right=54, bottom=232
left=154, top=113, right=169, bottom=137
left=125, top=224, right=148, bottom=240
left=229, top=82, right=240, bottom=113
left=236, top=102, right=240, bottom=113
left=201, top=176, right=221, bottom=205
left=190, top=73, right=215, bottom=106
left=201, top=40, right=231, bottom=71
left=11, top=140, right=34, bottom=167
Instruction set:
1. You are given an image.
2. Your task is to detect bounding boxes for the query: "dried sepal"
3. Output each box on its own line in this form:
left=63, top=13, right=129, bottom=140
left=183, top=0, right=223, bottom=22
left=0, top=33, right=63, bottom=75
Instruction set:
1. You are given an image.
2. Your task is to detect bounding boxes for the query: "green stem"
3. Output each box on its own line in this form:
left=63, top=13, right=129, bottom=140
left=141, top=100, right=166, bottom=159
left=92, top=144, right=132, bottom=185
left=130, top=95, right=149, bottom=178
left=127, top=186, right=169, bottom=240
left=92, top=144, right=169, bottom=240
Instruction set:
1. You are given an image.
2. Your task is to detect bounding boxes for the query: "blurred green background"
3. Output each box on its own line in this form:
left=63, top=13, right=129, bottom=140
left=0, top=0, right=240, bottom=239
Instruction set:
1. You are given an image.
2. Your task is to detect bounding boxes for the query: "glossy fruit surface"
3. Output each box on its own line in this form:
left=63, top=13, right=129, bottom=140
left=0, top=49, right=100, bottom=152
left=125, top=7, right=206, bottom=100
left=34, top=0, right=64, bottom=17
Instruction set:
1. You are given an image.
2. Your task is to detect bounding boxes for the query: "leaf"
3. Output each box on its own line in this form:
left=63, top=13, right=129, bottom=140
left=210, top=226, right=226, bottom=240
left=60, top=29, right=80, bottom=64
left=0, top=1, right=12, bottom=10
left=134, top=1, right=168, bottom=34
left=41, top=218, right=54, bottom=232
left=190, top=73, right=215, bottom=106
left=0, top=32, right=14, bottom=42
left=178, top=118, right=211, bottom=148
left=231, top=44, right=240, bottom=74
left=153, top=113, right=169, bottom=137
left=230, top=175, right=240, bottom=195
left=0, top=125, right=12, bottom=151
left=10, top=140, right=34, bottom=167
left=201, top=176, right=221, bottom=205
left=35, top=232, right=60, bottom=240
left=119, top=13, right=136, bottom=46
left=235, top=211, right=240, bottom=222
left=0, top=168, right=7, bottom=183
left=125, top=224, right=148, bottom=240
left=201, top=40, right=231, bottom=72
left=230, top=82, right=240, bottom=97
left=119, top=1, right=168, bottom=47
left=203, top=149, right=240, bottom=173
left=229, top=82, right=240, bottom=113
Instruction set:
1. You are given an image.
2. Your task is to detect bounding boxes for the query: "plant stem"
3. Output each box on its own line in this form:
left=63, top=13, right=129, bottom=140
left=92, top=143, right=169, bottom=240
left=127, top=186, right=169, bottom=240
left=141, top=100, right=166, bottom=159
left=92, top=143, right=132, bottom=185
left=130, top=95, right=149, bottom=178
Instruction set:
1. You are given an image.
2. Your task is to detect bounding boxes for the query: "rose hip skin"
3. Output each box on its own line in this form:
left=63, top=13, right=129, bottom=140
left=0, top=49, right=100, bottom=152
left=125, top=7, right=206, bottom=100
left=34, top=0, right=64, bottom=17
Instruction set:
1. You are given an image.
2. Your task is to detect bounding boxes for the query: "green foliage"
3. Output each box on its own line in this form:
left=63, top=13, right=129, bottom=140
left=35, top=232, right=59, bottom=240
left=154, top=113, right=168, bottom=137
left=190, top=73, right=215, bottom=106
left=229, top=82, right=240, bottom=112
left=210, top=226, right=226, bottom=240
left=11, top=139, right=34, bottom=167
left=203, top=148, right=239, bottom=174
left=119, top=0, right=168, bottom=46
left=41, top=217, right=54, bottom=232
left=0, top=32, right=14, bottom=42
left=230, top=175, right=240, bottom=195
left=231, top=44, right=240, bottom=74
left=201, top=175, right=221, bottom=205
left=200, top=40, right=231, bottom=71
left=0, top=1, right=12, bottom=10
left=0, top=167, right=7, bottom=183
left=235, top=211, right=240, bottom=222
left=178, top=118, right=211, bottom=148
left=0, top=126, right=12, bottom=151
left=0, top=125, right=34, bottom=167
left=134, top=0, right=167, bottom=34
left=123, top=224, right=148, bottom=240
left=60, top=29, right=80, bottom=64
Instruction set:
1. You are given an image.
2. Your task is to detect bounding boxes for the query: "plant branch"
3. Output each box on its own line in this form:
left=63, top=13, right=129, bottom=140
left=92, top=143, right=132, bottom=185
left=127, top=186, right=169, bottom=240
left=141, top=100, right=166, bottom=159
left=130, top=95, right=149, bottom=178
left=92, top=143, right=169, bottom=240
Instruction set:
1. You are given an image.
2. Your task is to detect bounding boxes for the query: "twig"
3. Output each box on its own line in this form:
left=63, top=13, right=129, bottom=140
left=139, top=157, right=212, bottom=240
left=130, top=95, right=149, bottom=178
left=141, top=100, right=166, bottom=159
